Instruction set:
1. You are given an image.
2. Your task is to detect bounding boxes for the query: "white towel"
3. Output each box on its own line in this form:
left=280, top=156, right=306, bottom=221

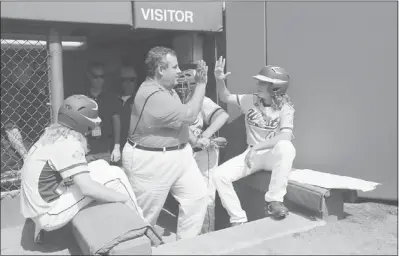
left=288, top=169, right=380, bottom=192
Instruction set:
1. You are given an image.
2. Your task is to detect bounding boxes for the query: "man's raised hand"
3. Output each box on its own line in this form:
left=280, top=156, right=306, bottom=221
left=195, top=60, right=208, bottom=85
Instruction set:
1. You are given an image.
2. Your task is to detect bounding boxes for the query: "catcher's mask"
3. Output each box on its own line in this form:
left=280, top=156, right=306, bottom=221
left=175, top=69, right=197, bottom=103
left=253, top=65, right=290, bottom=96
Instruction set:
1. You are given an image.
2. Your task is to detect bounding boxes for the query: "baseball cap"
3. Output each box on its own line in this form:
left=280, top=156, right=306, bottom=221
left=253, top=65, right=290, bottom=84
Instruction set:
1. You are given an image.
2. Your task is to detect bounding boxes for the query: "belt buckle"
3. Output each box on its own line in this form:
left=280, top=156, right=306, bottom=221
left=162, top=147, right=166, bottom=152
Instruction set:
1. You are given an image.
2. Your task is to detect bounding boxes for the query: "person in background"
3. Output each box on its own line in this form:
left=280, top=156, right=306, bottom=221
left=83, top=62, right=121, bottom=163
left=122, top=46, right=209, bottom=240
left=175, top=69, right=229, bottom=233
left=118, top=65, right=139, bottom=149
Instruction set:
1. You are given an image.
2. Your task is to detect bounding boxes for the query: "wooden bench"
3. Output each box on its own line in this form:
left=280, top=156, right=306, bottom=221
left=215, top=171, right=349, bottom=230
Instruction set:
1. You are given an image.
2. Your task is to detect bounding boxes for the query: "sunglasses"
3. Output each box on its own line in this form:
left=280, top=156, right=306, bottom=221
left=89, top=72, right=105, bottom=79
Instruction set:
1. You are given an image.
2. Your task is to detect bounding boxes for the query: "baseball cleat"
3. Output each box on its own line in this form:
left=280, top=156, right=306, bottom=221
left=230, top=221, right=246, bottom=227
left=266, top=201, right=289, bottom=220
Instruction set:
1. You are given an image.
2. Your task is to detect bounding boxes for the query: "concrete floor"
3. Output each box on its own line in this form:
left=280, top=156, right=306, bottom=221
left=3, top=194, right=395, bottom=255
left=1, top=194, right=325, bottom=255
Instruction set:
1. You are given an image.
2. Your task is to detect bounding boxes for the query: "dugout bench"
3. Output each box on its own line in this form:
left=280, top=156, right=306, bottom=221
left=215, top=170, right=354, bottom=230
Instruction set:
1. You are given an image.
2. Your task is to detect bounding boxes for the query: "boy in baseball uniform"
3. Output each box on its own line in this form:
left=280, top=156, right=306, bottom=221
left=213, top=57, right=296, bottom=226
left=19, top=95, right=146, bottom=243
left=175, top=69, right=229, bottom=233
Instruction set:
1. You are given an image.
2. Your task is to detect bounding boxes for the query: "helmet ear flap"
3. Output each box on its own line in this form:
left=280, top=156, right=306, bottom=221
left=269, top=80, right=289, bottom=96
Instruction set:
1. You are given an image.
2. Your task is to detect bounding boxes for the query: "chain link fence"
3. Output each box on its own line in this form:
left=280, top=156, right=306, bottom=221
left=1, top=37, right=51, bottom=200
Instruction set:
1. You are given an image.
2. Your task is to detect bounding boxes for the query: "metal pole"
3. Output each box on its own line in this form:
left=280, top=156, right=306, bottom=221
left=47, top=28, right=64, bottom=124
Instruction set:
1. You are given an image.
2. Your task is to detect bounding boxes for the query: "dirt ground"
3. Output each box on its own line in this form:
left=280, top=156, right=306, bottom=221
left=232, top=201, right=398, bottom=255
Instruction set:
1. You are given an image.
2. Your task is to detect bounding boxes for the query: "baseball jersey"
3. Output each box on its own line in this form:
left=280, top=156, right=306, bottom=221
left=236, top=94, right=294, bottom=146
left=189, top=97, right=224, bottom=138
left=20, top=135, right=89, bottom=218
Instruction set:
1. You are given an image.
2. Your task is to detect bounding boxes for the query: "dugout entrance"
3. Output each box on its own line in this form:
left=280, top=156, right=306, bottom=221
left=1, top=0, right=226, bottom=241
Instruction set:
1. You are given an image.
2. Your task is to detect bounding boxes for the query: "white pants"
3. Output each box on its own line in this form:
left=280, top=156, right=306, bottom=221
left=213, top=140, right=296, bottom=224
left=122, top=142, right=208, bottom=240
left=33, top=160, right=143, bottom=235
left=194, top=146, right=219, bottom=233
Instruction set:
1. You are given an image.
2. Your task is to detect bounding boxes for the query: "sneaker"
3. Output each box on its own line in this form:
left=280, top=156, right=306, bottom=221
left=266, top=201, right=289, bottom=219
left=153, top=225, right=166, bottom=237
left=34, top=229, right=45, bottom=244
left=230, top=221, right=246, bottom=227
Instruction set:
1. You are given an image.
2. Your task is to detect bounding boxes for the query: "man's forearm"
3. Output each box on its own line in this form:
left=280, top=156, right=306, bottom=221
left=112, top=114, right=121, bottom=146
left=188, top=130, right=199, bottom=146
left=201, top=111, right=229, bottom=139
left=185, top=84, right=206, bottom=123
left=82, top=181, right=127, bottom=203
left=253, top=132, right=292, bottom=151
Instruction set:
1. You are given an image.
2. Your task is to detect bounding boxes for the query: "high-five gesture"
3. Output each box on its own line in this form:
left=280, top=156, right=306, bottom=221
left=195, top=60, right=208, bottom=85
left=214, top=56, right=231, bottom=80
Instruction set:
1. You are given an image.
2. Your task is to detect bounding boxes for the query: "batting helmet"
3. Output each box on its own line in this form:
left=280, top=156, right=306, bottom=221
left=253, top=65, right=290, bottom=96
left=58, top=95, right=101, bottom=135
left=175, top=69, right=197, bottom=103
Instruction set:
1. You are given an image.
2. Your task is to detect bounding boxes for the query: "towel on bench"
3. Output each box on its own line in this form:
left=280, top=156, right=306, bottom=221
left=289, top=169, right=380, bottom=192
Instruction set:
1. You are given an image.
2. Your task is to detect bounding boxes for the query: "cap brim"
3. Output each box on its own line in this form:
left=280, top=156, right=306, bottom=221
left=252, top=75, right=275, bottom=83
left=252, top=75, right=287, bottom=84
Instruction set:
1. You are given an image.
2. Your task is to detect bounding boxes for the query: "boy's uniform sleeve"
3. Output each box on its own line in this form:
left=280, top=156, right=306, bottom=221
left=236, top=94, right=255, bottom=114
left=50, top=139, right=89, bottom=180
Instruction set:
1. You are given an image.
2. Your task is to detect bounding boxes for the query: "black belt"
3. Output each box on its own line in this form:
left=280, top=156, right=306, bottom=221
left=127, top=139, right=186, bottom=152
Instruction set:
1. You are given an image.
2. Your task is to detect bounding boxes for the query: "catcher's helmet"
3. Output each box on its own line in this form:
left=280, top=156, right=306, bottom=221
left=58, top=95, right=101, bottom=135
left=175, top=69, right=197, bottom=103
left=253, top=65, right=290, bottom=96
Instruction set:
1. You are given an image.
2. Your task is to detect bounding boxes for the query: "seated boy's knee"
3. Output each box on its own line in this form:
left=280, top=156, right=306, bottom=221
left=212, top=168, right=234, bottom=184
left=274, top=140, right=296, bottom=158
left=107, top=166, right=129, bottom=179
left=89, top=160, right=128, bottom=181
left=88, top=159, right=108, bottom=170
left=212, top=170, right=223, bottom=183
